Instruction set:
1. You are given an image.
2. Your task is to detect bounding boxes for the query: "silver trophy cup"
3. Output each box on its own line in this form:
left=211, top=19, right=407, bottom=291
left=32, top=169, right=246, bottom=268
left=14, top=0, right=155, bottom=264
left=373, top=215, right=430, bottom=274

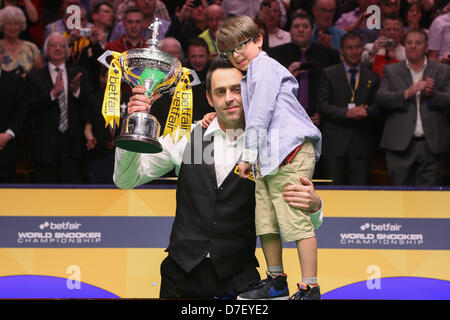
left=98, top=19, right=199, bottom=153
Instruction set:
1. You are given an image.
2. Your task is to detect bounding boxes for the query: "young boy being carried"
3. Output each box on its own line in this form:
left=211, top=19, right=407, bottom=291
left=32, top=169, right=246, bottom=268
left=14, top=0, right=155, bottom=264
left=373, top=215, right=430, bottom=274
left=214, top=15, right=323, bottom=300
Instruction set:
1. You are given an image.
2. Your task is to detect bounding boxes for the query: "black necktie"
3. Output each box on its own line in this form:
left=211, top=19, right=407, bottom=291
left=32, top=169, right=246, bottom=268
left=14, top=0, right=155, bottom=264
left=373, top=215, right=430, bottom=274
left=349, top=69, right=357, bottom=90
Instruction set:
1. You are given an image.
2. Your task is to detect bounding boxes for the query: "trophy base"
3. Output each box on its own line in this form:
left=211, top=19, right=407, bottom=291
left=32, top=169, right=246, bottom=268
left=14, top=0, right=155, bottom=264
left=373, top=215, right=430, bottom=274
left=114, top=135, right=163, bottom=153
left=114, top=112, right=162, bottom=153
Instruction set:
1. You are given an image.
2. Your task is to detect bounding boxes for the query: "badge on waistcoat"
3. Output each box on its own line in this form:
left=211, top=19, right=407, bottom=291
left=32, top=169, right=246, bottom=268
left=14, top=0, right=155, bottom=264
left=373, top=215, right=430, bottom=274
left=234, top=165, right=255, bottom=182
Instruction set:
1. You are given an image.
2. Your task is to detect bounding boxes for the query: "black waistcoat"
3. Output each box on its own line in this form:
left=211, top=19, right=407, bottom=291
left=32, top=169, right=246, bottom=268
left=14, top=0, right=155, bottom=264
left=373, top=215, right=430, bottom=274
left=167, top=126, right=258, bottom=279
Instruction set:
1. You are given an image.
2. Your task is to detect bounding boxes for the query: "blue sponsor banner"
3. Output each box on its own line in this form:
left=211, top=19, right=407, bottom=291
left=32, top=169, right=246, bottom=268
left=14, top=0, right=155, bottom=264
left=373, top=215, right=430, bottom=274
left=315, top=217, right=450, bottom=250
left=0, top=216, right=172, bottom=248
left=0, top=216, right=449, bottom=250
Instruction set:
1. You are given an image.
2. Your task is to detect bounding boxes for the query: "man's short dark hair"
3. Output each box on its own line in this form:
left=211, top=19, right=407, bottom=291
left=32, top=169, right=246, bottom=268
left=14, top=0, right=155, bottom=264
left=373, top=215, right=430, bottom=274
left=290, top=13, right=314, bottom=29
left=205, top=56, right=240, bottom=95
left=340, top=32, right=362, bottom=48
left=260, top=0, right=278, bottom=10
left=91, top=1, right=113, bottom=16
left=313, top=0, right=336, bottom=8
left=124, top=6, right=143, bottom=18
left=405, top=28, right=428, bottom=43
left=187, top=37, right=210, bottom=54
left=381, top=14, right=403, bottom=28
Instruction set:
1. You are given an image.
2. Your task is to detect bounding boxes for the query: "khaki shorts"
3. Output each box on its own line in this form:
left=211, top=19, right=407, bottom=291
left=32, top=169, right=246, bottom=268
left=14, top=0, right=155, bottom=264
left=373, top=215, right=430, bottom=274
left=255, top=141, right=316, bottom=242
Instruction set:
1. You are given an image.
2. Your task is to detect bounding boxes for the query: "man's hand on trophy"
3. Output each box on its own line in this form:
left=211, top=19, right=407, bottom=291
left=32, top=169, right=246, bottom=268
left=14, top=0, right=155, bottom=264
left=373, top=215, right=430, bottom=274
left=127, top=85, right=161, bottom=114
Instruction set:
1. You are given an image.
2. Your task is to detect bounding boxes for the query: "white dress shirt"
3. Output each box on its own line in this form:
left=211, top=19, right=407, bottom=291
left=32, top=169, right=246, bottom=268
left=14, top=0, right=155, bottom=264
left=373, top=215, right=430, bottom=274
left=405, top=57, right=427, bottom=138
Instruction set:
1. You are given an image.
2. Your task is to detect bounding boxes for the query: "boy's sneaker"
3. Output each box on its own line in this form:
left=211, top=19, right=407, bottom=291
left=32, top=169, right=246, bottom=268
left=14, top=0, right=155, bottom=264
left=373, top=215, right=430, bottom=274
left=237, top=273, right=290, bottom=300
left=290, top=283, right=321, bottom=300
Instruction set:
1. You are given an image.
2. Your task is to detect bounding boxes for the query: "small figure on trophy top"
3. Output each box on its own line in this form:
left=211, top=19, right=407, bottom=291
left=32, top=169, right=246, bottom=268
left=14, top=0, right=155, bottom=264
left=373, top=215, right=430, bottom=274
left=147, top=18, right=162, bottom=48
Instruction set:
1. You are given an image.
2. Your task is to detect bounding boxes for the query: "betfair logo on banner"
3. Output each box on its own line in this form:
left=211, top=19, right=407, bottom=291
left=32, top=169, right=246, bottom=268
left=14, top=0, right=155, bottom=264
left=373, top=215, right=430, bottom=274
left=16, top=220, right=101, bottom=246
left=340, top=220, right=424, bottom=247
left=360, top=223, right=402, bottom=232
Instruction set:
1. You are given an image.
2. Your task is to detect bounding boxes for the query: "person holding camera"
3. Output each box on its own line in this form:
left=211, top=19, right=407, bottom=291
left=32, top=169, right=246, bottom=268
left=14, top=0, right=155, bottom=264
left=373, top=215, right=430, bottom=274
left=258, top=0, right=290, bottom=48
left=311, top=0, right=346, bottom=50
left=198, top=4, right=226, bottom=60
left=362, top=15, right=406, bottom=77
left=166, top=0, right=207, bottom=51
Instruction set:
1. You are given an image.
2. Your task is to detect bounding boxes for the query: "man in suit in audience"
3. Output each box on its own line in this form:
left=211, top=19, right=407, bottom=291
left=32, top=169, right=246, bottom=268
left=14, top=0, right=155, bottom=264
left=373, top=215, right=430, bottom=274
left=376, top=28, right=450, bottom=186
left=26, top=33, right=91, bottom=183
left=318, top=32, right=380, bottom=185
left=0, top=42, right=28, bottom=183
left=268, top=13, right=341, bottom=180
left=268, top=13, right=341, bottom=127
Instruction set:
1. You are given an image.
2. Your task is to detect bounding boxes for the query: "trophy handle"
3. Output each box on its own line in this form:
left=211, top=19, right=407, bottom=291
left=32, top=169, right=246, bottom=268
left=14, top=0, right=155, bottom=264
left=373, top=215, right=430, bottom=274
left=97, top=50, right=114, bottom=69
left=189, top=70, right=201, bottom=87
left=160, top=69, right=202, bottom=96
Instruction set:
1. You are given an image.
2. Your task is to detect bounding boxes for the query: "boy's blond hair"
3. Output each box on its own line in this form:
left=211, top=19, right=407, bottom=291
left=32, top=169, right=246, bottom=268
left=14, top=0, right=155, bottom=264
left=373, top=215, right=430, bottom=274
left=215, top=15, right=261, bottom=53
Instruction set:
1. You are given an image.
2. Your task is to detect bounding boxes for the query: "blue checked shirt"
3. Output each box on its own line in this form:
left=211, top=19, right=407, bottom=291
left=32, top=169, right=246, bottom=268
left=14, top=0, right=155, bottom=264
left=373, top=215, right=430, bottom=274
left=241, top=51, right=322, bottom=177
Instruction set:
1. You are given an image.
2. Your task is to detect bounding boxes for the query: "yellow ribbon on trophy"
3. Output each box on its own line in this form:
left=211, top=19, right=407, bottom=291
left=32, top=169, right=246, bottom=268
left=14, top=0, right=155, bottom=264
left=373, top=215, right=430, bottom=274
left=101, top=51, right=123, bottom=128
left=163, top=67, right=193, bottom=142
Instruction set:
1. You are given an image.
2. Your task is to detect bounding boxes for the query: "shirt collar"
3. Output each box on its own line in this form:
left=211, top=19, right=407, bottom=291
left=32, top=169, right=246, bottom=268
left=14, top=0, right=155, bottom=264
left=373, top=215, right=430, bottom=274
left=405, top=56, right=427, bottom=72
left=49, top=62, right=66, bottom=72
left=121, top=35, right=144, bottom=49
left=204, top=118, right=245, bottom=143
left=242, top=51, right=266, bottom=79
left=257, top=50, right=268, bottom=59
left=343, top=61, right=360, bottom=73
left=204, top=117, right=221, bottom=139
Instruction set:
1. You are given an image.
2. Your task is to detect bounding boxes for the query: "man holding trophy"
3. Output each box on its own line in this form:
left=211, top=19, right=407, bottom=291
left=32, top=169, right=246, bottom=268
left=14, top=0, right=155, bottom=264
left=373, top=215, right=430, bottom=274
left=103, top=20, right=323, bottom=298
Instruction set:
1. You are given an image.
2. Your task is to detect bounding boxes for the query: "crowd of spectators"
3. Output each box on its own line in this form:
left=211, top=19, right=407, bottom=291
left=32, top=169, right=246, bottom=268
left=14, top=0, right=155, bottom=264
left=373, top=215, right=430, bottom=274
left=0, top=0, right=449, bottom=186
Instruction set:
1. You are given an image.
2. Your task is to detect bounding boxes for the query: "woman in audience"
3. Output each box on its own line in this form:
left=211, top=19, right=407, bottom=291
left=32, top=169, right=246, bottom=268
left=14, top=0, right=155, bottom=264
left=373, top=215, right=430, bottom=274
left=0, top=5, right=42, bottom=77
left=403, top=2, right=428, bottom=32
